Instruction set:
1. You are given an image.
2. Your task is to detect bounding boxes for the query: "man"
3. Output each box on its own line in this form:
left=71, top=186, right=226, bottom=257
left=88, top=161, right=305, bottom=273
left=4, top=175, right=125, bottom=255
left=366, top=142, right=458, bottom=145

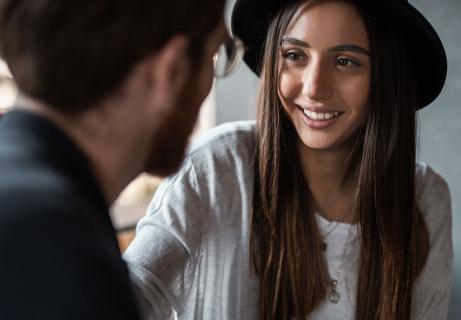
left=0, top=0, right=227, bottom=319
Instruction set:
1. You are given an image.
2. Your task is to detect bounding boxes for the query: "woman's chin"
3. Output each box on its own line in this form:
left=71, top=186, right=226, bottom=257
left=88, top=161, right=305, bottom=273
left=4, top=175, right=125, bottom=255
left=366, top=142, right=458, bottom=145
left=299, top=138, right=338, bottom=151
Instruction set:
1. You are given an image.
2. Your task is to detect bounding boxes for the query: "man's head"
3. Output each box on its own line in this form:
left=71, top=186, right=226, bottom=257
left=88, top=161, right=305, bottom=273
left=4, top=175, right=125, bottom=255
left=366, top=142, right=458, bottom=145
left=143, top=21, right=228, bottom=176
left=0, top=0, right=225, bottom=111
left=0, top=0, right=226, bottom=177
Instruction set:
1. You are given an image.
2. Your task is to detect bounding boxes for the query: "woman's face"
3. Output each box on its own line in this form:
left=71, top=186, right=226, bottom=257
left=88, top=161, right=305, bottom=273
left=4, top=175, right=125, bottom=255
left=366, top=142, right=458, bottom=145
left=278, top=0, right=370, bottom=152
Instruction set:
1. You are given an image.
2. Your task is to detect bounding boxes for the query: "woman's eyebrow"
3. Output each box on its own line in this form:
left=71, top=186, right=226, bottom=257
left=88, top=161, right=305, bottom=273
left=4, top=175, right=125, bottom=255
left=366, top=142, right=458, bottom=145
left=281, top=37, right=309, bottom=47
left=281, top=37, right=369, bottom=56
left=328, top=44, right=370, bottom=56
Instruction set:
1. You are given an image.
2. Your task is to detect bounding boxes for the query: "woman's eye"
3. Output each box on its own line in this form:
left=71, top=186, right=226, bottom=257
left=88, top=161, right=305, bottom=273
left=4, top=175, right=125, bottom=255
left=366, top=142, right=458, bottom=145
left=336, top=57, right=360, bottom=67
left=287, top=52, right=300, bottom=60
left=283, top=50, right=304, bottom=61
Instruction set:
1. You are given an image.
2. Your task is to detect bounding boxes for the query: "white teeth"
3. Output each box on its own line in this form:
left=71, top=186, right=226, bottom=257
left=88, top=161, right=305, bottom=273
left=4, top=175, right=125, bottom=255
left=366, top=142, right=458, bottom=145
left=303, top=109, right=341, bottom=121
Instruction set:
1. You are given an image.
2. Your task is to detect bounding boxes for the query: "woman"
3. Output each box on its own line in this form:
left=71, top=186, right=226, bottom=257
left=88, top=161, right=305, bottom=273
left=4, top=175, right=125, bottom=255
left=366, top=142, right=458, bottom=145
left=124, top=0, right=452, bottom=319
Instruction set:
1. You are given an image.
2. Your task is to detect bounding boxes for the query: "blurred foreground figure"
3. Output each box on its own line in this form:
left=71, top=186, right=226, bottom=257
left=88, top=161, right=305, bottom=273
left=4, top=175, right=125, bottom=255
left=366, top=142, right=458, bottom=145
left=0, top=0, right=226, bottom=319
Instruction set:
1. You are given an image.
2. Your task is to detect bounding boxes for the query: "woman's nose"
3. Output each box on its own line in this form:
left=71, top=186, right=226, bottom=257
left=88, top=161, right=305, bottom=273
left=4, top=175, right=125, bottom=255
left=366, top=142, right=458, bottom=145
left=301, top=58, right=333, bottom=101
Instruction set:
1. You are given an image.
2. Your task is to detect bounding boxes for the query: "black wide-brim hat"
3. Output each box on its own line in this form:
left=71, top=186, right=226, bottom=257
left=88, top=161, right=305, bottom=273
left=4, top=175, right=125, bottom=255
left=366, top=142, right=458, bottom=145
left=231, top=0, right=447, bottom=109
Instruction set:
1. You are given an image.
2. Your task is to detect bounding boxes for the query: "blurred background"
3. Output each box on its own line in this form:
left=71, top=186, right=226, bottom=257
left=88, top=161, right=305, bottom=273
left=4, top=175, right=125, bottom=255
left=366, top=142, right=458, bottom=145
left=0, top=0, right=459, bottom=318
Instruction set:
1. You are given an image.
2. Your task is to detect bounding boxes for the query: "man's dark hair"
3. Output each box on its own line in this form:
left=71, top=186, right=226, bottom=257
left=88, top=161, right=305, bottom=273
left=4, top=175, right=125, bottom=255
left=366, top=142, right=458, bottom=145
left=0, top=1, right=225, bottom=112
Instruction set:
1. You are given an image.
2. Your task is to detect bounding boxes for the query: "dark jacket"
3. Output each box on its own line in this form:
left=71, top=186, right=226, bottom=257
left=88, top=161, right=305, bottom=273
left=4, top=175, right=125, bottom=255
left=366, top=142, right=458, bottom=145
left=0, top=109, right=140, bottom=320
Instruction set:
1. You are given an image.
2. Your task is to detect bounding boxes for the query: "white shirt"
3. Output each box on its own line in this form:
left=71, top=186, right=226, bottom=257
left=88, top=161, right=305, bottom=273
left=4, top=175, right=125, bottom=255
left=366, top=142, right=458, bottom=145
left=124, top=121, right=453, bottom=320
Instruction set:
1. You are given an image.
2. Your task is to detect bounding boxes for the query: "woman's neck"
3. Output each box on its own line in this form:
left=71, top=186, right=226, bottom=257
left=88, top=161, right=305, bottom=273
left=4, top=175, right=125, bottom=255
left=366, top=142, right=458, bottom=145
left=299, top=143, right=357, bottom=223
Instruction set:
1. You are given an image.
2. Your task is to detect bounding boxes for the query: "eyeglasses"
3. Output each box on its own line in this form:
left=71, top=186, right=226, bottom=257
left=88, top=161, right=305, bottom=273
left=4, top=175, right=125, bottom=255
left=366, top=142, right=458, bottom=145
left=213, top=36, right=245, bottom=78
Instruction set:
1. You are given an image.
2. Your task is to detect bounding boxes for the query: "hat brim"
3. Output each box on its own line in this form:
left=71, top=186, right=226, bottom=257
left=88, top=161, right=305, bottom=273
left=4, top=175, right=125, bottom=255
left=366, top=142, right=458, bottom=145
left=231, top=0, right=447, bottom=109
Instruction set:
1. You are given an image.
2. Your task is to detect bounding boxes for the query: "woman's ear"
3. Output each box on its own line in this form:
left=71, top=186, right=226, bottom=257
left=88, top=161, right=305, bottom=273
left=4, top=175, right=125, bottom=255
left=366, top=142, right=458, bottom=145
left=145, top=35, right=191, bottom=110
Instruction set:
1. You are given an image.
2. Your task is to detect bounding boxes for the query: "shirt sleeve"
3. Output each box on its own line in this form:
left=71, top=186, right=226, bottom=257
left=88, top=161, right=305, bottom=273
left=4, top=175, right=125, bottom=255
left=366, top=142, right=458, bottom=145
left=421, top=270, right=453, bottom=320
left=414, top=164, right=453, bottom=320
left=123, top=159, right=206, bottom=319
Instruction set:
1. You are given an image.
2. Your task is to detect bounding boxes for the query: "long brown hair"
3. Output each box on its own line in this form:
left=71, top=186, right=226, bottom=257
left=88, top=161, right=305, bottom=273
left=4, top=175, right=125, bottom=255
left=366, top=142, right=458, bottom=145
left=250, top=1, right=429, bottom=319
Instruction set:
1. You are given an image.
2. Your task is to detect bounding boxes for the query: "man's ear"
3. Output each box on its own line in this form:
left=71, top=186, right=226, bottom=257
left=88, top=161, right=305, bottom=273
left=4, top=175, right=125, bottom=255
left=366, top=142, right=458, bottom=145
left=146, top=35, right=191, bottom=110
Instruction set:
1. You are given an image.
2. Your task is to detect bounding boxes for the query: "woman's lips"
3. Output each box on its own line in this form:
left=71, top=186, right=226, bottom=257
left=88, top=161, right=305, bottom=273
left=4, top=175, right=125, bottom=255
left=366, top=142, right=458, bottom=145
left=298, top=106, right=344, bottom=129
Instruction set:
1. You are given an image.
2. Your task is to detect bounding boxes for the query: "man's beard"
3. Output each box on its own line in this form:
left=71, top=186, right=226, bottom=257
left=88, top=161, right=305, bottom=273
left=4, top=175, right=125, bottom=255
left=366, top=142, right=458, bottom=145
left=144, top=122, right=192, bottom=177
left=143, top=75, right=203, bottom=177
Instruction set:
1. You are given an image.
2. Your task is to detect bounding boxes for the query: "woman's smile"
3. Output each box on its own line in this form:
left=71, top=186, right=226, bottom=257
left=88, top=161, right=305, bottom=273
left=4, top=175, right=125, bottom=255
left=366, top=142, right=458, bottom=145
left=295, top=104, right=345, bottom=129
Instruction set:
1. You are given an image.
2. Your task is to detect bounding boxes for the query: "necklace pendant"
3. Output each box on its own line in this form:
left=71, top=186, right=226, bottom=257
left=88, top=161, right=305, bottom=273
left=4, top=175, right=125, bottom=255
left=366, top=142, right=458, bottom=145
left=328, top=289, right=340, bottom=303
left=328, top=279, right=340, bottom=303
